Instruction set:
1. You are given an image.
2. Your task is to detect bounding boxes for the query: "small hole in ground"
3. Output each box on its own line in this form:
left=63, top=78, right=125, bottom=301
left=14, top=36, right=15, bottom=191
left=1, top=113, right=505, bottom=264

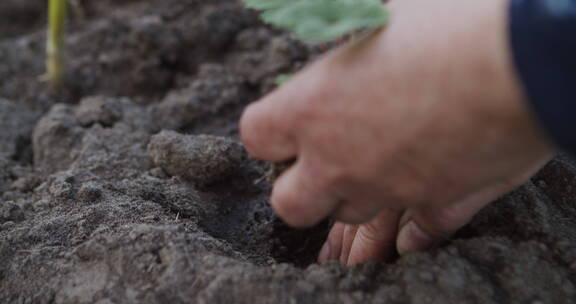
left=270, top=218, right=331, bottom=268
left=198, top=172, right=331, bottom=268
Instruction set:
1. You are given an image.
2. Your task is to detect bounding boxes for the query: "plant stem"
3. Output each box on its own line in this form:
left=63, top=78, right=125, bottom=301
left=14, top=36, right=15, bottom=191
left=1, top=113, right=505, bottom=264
left=47, top=0, right=67, bottom=88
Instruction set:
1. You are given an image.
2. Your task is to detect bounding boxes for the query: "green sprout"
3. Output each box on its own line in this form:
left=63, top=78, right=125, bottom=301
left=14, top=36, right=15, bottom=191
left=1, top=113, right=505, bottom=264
left=244, top=0, right=389, bottom=43
left=274, top=74, right=292, bottom=85
left=46, top=0, right=68, bottom=88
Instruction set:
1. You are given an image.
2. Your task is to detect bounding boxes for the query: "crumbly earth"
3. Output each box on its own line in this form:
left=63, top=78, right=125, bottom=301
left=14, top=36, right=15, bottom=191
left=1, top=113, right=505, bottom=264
left=1, top=1, right=576, bottom=303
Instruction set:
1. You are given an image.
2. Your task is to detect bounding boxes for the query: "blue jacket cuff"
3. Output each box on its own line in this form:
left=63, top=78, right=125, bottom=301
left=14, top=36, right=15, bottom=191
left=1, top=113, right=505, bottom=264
left=509, top=0, right=576, bottom=153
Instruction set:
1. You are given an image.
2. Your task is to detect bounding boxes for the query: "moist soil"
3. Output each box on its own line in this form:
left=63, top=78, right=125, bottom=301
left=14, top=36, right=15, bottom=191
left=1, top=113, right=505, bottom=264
left=1, top=1, right=576, bottom=303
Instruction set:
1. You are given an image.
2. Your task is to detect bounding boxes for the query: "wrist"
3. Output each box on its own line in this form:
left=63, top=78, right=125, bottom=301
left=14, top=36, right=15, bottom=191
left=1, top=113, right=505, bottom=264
left=456, top=0, right=555, bottom=158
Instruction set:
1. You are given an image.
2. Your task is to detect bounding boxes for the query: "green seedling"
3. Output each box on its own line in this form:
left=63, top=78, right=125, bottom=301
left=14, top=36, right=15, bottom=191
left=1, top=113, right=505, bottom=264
left=244, top=0, right=389, bottom=43
left=46, top=0, right=68, bottom=88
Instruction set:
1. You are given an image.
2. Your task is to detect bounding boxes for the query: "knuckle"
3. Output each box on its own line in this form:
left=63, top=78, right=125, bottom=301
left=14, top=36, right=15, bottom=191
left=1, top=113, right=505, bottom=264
left=271, top=188, right=310, bottom=227
left=240, top=102, right=296, bottom=161
left=328, top=223, right=345, bottom=244
left=292, top=87, right=332, bottom=122
left=362, top=220, right=387, bottom=241
left=357, top=225, right=382, bottom=245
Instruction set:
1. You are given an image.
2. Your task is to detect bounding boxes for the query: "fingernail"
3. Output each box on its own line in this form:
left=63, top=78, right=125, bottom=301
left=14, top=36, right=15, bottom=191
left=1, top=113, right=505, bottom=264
left=318, top=241, right=331, bottom=262
left=397, top=221, right=435, bottom=256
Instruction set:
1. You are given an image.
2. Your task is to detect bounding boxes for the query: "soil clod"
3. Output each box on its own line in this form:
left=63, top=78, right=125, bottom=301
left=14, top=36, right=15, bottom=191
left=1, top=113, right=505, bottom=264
left=148, top=130, right=246, bottom=187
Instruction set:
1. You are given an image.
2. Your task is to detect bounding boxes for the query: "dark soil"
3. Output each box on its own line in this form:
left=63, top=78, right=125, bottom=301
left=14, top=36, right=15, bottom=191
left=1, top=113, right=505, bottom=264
left=1, top=0, right=576, bottom=303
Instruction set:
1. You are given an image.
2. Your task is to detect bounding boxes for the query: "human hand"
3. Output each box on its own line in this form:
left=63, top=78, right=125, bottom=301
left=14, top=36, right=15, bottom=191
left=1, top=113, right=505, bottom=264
left=240, top=0, right=554, bottom=264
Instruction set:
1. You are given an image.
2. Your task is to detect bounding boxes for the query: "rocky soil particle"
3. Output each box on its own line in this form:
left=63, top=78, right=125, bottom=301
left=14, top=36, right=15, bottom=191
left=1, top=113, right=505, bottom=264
left=74, top=95, right=124, bottom=127
left=32, top=104, right=85, bottom=175
left=0, top=202, right=25, bottom=224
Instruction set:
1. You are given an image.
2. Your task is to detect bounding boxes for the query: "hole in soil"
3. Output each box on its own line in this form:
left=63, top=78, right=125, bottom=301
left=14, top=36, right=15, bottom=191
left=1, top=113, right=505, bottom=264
left=270, top=218, right=331, bottom=268
left=13, top=136, right=33, bottom=165
left=198, top=174, right=331, bottom=267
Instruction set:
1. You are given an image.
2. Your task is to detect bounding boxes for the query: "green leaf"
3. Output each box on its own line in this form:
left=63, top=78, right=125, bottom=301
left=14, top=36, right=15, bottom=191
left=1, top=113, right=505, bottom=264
left=274, top=74, right=292, bottom=85
left=243, top=0, right=389, bottom=43
left=244, top=0, right=285, bottom=10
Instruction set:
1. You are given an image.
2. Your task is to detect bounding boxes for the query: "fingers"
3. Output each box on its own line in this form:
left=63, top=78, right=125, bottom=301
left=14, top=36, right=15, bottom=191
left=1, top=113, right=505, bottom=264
left=318, top=209, right=401, bottom=265
left=339, top=224, right=359, bottom=264
left=271, top=161, right=340, bottom=227
left=240, top=45, right=341, bottom=162
left=240, top=57, right=331, bottom=162
left=240, top=96, right=298, bottom=162
left=318, top=222, right=345, bottom=262
left=347, top=209, right=401, bottom=265
left=396, top=180, right=513, bottom=255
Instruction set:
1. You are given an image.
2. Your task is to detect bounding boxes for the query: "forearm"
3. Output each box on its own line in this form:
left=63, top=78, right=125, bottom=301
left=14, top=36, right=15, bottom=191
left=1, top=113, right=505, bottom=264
left=509, top=0, right=576, bottom=154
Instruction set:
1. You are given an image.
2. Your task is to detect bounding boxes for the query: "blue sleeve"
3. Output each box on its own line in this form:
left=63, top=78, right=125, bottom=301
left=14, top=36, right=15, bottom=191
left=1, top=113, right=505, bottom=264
left=509, top=0, right=576, bottom=154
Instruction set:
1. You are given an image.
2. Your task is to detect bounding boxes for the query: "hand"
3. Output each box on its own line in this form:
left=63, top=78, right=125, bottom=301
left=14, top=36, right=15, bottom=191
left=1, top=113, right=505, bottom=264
left=240, top=0, right=554, bottom=264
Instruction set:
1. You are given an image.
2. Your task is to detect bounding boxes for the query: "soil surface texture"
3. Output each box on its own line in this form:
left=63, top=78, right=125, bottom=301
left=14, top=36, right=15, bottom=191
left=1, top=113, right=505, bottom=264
left=1, top=1, right=576, bottom=303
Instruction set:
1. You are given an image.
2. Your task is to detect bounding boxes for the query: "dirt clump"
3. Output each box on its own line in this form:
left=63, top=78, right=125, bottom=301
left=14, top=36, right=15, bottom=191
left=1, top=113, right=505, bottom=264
left=148, top=130, right=246, bottom=187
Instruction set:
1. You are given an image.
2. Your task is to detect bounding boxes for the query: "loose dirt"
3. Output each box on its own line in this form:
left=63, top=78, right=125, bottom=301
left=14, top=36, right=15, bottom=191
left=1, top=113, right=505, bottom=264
left=1, top=1, right=576, bottom=303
